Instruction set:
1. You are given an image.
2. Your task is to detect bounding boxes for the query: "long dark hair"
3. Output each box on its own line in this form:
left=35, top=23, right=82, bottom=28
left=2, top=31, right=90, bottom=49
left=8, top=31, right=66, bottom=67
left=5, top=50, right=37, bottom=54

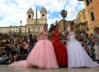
left=70, top=21, right=74, bottom=30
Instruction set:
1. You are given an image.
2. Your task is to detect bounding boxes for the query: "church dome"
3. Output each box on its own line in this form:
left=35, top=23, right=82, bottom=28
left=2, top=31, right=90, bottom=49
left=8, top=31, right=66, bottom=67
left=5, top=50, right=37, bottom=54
left=27, top=8, right=34, bottom=14
left=40, top=7, right=47, bottom=13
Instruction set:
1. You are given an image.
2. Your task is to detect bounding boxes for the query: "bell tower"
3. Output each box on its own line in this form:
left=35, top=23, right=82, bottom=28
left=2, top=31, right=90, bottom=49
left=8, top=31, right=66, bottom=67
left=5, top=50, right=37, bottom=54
left=27, top=8, right=34, bottom=24
left=40, top=7, right=47, bottom=19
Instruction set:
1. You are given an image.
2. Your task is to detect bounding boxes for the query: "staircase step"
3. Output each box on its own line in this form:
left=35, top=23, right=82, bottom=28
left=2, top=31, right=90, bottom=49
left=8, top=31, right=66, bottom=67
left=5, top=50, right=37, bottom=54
left=17, top=55, right=27, bottom=61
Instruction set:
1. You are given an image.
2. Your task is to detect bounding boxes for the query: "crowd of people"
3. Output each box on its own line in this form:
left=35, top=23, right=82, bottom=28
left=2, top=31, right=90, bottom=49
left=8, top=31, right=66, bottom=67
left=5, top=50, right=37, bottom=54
left=0, top=35, right=37, bottom=64
left=0, top=23, right=99, bottom=69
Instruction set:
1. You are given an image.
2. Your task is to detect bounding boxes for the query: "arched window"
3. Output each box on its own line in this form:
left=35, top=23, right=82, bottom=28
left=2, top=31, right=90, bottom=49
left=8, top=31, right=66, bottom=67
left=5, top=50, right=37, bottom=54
left=28, top=15, right=31, bottom=19
left=42, top=14, right=45, bottom=17
left=86, top=0, right=92, bottom=6
left=90, top=11, right=95, bottom=21
left=28, top=27, right=30, bottom=33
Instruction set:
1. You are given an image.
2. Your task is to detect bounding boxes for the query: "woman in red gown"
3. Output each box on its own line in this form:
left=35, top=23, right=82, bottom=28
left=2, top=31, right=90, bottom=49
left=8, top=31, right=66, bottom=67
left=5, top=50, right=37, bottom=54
left=52, top=25, right=68, bottom=67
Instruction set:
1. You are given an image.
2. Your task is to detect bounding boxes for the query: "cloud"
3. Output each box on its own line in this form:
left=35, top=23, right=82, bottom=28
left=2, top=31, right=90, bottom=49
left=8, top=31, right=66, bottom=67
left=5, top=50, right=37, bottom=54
left=47, top=18, right=58, bottom=28
left=65, top=0, right=85, bottom=20
left=34, top=0, right=67, bottom=12
left=0, top=0, right=85, bottom=28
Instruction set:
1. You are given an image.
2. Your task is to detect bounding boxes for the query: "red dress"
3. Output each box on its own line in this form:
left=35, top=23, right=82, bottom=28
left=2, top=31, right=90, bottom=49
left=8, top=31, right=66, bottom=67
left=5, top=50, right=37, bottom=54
left=52, top=32, right=68, bottom=67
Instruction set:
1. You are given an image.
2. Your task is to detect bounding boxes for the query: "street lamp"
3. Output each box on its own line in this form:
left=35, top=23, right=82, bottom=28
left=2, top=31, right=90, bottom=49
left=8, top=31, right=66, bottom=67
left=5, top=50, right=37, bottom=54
left=20, top=20, right=22, bottom=33
left=20, top=20, right=22, bottom=26
left=61, top=10, right=67, bottom=31
left=10, top=25, right=12, bottom=36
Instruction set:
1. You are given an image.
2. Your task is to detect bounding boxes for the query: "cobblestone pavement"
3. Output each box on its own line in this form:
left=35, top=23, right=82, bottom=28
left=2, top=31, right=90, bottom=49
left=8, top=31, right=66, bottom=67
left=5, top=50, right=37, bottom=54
left=0, top=65, right=99, bottom=72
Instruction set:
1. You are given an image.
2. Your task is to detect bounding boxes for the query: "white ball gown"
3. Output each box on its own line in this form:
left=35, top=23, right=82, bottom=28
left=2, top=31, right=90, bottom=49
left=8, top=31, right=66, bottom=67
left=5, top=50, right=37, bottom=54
left=67, top=32, right=99, bottom=68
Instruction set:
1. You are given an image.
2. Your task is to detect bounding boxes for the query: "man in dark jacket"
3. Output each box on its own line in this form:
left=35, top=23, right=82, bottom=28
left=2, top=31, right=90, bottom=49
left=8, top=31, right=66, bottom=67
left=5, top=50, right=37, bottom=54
left=28, top=34, right=34, bottom=54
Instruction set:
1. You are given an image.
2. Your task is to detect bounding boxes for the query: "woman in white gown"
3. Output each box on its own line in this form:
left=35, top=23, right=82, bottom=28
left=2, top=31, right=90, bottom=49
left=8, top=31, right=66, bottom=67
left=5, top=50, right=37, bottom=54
left=66, top=23, right=99, bottom=68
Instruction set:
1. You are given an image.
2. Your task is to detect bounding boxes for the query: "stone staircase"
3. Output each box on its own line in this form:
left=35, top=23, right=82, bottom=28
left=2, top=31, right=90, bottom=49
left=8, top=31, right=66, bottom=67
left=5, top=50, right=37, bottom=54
left=0, top=55, right=27, bottom=65
left=17, top=55, right=27, bottom=61
left=0, top=54, right=99, bottom=65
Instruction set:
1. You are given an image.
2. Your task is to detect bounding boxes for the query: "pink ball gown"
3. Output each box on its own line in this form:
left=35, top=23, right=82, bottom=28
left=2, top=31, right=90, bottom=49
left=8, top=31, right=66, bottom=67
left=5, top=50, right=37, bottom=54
left=9, top=32, right=59, bottom=69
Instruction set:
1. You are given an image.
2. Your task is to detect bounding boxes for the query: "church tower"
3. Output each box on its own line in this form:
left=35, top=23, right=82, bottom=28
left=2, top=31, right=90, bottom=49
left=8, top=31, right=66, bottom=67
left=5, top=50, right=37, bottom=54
left=40, top=7, right=47, bottom=19
left=27, top=8, right=34, bottom=24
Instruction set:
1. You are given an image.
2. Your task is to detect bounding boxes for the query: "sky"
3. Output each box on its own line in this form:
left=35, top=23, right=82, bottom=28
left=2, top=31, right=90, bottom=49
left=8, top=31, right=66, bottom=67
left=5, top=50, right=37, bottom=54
left=0, top=0, right=85, bottom=28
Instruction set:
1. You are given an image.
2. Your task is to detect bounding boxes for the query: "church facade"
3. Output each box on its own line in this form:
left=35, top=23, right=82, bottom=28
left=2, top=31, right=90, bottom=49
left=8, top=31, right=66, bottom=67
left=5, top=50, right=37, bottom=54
left=0, top=7, right=47, bottom=35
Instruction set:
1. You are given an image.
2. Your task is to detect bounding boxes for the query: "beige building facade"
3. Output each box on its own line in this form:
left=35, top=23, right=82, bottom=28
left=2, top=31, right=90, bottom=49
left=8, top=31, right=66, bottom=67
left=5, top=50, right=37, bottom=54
left=58, top=20, right=72, bottom=33
left=78, top=0, right=99, bottom=33
left=75, top=9, right=88, bottom=31
left=76, top=9, right=88, bottom=24
left=0, top=7, right=47, bottom=35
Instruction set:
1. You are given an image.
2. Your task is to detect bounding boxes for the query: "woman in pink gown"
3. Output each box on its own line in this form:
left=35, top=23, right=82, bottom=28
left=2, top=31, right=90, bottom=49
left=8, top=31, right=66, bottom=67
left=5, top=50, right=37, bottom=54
left=9, top=24, right=59, bottom=69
